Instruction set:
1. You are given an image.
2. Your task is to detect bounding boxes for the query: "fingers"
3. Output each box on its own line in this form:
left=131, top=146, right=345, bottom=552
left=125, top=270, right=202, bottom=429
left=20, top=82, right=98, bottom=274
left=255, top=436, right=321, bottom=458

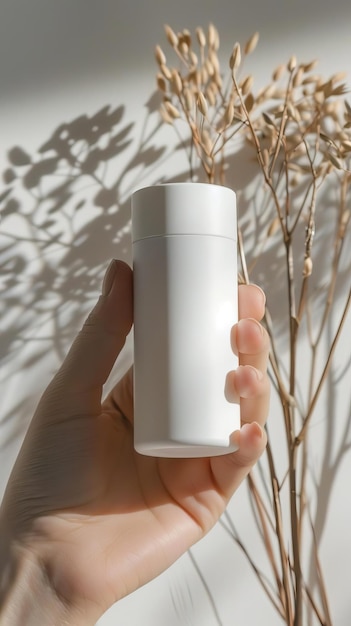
left=229, top=285, right=271, bottom=427
left=238, top=283, right=266, bottom=321
left=217, top=295, right=269, bottom=500
left=197, top=282, right=270, bottom=501
left=232, top=316, right=269, bottom=370
left=50, top=260, right=133, bottom=401
left=211, top=422, right=267, bottom=500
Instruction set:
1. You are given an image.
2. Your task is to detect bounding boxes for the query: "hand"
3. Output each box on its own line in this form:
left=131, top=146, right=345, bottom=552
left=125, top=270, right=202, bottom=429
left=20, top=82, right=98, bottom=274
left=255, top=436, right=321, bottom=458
left=0, top=260, right=270, bottom=625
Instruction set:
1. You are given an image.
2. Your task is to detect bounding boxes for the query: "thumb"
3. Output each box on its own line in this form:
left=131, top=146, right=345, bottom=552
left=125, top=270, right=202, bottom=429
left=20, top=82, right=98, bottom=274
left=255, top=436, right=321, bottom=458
left=51, top=259, right=133, bottom=398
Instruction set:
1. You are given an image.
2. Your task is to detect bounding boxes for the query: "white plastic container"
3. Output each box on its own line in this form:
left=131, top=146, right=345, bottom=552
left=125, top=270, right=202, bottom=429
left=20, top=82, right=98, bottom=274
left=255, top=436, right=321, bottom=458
left=132, top=182, right=239, bottom=457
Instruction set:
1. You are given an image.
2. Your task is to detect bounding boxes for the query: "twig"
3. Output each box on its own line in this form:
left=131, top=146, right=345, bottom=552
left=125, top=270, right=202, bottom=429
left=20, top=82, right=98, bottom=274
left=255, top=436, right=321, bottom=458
left=296, top=286, right=351, bottom=444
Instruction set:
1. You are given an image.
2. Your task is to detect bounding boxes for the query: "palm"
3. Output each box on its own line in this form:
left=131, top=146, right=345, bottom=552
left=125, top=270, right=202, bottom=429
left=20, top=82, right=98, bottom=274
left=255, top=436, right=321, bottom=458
left=34, top=373, right=228, bottom=613
left=1, top=262, right=269, bottom=622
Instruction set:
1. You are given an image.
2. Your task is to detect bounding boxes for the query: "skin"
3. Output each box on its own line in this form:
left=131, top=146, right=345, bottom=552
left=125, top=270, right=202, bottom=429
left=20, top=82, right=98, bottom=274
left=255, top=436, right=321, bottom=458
left=0, top=260, right=270, bottom=625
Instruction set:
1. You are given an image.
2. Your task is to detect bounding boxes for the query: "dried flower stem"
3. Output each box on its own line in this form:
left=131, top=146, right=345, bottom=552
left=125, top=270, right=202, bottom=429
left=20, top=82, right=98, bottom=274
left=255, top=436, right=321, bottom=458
left=154, top=24, right=351, bottom=625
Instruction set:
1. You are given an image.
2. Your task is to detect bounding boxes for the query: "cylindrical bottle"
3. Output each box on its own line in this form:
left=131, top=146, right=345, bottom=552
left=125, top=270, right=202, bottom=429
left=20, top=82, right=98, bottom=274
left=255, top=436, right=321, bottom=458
left=132, top=182, right=239, bottom=457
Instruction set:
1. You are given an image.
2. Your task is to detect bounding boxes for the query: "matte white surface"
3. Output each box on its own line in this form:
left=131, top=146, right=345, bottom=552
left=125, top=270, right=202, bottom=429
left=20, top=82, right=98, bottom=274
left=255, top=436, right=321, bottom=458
left=132, top=183, right=237, bottom=240
left=133, top=234, right=239, bottom=457
left=132, top=184, right=239, bottom=457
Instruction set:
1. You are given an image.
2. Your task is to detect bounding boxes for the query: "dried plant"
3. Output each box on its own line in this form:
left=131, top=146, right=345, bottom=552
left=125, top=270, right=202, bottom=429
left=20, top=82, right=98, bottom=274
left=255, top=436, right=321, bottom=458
left=153, top=24, right=351, bottom=626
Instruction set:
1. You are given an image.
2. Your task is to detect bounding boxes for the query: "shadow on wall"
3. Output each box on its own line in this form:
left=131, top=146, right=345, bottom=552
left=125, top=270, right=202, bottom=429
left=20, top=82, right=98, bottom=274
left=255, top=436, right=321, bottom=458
left=0, top=95, right=173, bottom=446
left=1, top=92, right=351, bottom=451
left=0, top=92, right=257, bottom=448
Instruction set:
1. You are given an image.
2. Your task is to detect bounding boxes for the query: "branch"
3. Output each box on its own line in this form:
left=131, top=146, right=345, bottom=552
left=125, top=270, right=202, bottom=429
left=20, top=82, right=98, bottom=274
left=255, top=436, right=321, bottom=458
left=296, top=286, right=351, bottom=444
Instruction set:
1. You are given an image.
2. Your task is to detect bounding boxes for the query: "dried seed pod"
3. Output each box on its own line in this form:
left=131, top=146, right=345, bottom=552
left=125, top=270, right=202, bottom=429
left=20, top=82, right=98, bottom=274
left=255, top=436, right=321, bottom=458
left=209, top=80, right=219, bottom=95
left=272, top=64, right=286, bottom=81
left=314, top=90, right=325, bottom=105
left=287, top=102, right=301, bottom=122
left=271, top=88, right=286, bottom=100
left=224, top=102, right=235, bottom=126
left=201, top=66, right=209, bottom=84
left=204, top=58, right=215, bottom=77
left=156, top=74, right=167, bottom=92
left=188, top=50, right=198, bottom=69
left=164, top=24, right=178, bottom=47
left=201, top=129, right=213, bottom=155
left=209, top=49, right=220, bottom=74
left=208, top=23, right=219, bottom=49
left=288, top=55, right=297, bottom=72
left=197, top=92, right=208, bottom=117
left=160, top=104, right=174, bottom=125
left=183, top=87, right=194, bottom=112
left=240, top=75, right=254, bottom=95
left=217, top=103, right=235, bottom=132
left=189, top=69, right=200, bottom=87
left=170, top=69, right=183, bottom=95
left=155, top=45, right=167, bottom=66
left=332, top=71, right=348, bottom=83
left=262, top=111, right=276, bottom=127
left=214, top=72, right=223, bottom=89
left=234, top=105, right=245, bottom=122
left=196, top=26, right=207, bottom=48
left=179, top=40, right=189, bottom=56
left=331, top=83, right=348, bottom=96
left=321, top=79, right=333, bottom=98
left=302, top=59, right=318, bottom=73
left=293, top=67, right=304, bottom=87
left=205, top=84, right=216, bottom=106
left=182, top=29, right=192, bottom=47
left=258, top=84, right=276, bottom=101
left=160, top=64, right=172, bottom=80
left=229, top=42, right=241, bottom=71
left=245, top=92, right=254, bottom=113
left=302, top=74, right=322, bottom=86
left=345, top=100, right=351, bottom=117
left=164, top=100, right=181, bottom=119
left=303, top=257, right=313, bottom=277
left=244, top=31, right=259, bottom=55
left=326, top=152, right=343, bottom=169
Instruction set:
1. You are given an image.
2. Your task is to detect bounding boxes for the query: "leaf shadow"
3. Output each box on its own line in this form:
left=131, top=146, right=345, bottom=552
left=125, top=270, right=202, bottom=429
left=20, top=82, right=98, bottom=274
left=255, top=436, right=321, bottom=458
left=0, top=96, right=170, bottom=447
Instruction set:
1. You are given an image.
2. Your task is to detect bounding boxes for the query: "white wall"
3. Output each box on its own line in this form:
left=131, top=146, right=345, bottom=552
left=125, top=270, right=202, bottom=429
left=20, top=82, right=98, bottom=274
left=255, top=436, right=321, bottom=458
left=1, top=1, right=351, bottom=624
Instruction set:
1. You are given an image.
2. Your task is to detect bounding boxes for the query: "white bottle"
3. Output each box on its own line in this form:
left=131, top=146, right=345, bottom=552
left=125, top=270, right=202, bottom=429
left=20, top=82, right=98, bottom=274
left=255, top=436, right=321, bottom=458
left=132, top=182, right=239, bottom=457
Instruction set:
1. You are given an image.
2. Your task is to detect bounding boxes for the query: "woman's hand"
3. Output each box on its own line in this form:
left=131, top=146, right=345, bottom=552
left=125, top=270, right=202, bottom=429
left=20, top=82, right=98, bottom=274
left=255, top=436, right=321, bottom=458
left=0, top=260, right=270, bottom=625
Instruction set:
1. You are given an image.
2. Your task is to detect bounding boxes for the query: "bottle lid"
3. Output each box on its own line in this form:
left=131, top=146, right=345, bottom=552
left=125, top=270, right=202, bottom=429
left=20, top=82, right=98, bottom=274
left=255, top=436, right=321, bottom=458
left=132, top=183, right=237, bottom=241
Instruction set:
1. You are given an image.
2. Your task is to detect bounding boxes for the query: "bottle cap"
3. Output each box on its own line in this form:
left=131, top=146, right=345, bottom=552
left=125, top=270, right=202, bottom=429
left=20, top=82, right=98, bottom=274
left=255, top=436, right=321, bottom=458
left=132, top=183, right=237, bottom=241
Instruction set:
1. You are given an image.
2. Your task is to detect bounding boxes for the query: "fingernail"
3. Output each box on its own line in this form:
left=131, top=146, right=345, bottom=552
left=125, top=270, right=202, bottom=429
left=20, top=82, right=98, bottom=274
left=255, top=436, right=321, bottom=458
left=237, top=364, right=264, bottom=381
left=252, top=284, right=266, bottom=307
left=102, top=259, right=117, bottom=296
left=238, top=317, right=264, bottom=338
left=251, top=421, right=264, bottom=439
left=240, top=421, right=264, bottom=442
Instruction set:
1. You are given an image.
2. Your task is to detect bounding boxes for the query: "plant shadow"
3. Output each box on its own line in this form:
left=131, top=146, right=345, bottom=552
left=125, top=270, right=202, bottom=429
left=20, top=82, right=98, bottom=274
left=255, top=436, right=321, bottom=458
left=0, top=94, right=172, bottom=447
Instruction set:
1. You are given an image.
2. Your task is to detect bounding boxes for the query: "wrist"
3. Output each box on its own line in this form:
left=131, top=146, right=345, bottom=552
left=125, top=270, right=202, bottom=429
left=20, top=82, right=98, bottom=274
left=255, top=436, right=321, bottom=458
left=0, top=515, right=95, bottom=626
left=1, top=545, right=67, bottom=626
